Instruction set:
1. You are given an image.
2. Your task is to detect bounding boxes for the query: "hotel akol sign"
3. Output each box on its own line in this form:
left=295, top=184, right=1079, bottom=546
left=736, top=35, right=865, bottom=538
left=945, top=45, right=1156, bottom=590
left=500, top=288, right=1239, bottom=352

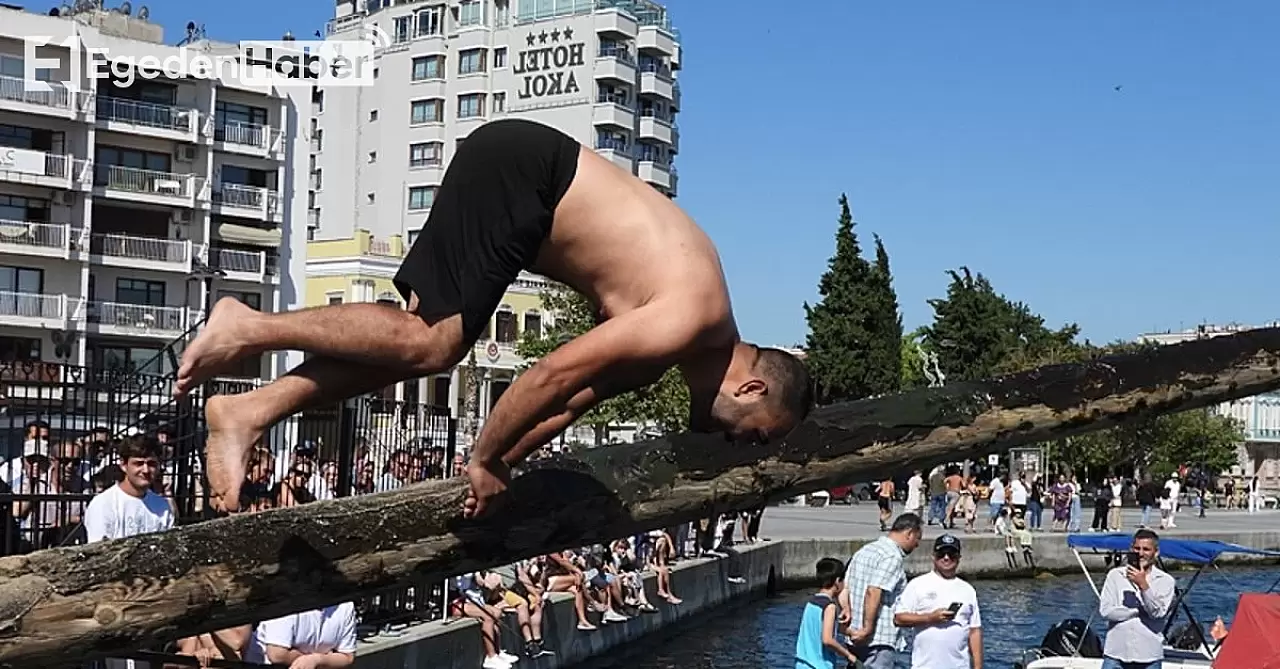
left=513, top=25, right=585, bottom=100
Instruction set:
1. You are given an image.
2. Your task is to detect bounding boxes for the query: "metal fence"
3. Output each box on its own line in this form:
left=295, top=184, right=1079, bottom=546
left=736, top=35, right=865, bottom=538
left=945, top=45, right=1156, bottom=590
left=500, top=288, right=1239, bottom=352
left=0, top=342, right=459, bottom=640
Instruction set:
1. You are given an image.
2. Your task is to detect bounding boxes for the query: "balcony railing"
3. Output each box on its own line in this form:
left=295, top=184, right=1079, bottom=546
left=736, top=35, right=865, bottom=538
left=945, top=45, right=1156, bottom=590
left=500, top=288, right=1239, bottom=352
left=214, top=183, right=268, bottom=209
left=94, top=165, right=192, bottom=197
left=595, top=138, right=630, bottom=153
left=211, top=247, right=266, bottom=274
left=0, top=74, right=73, bottom=110
left=597, top=43, right=635, bottom=63
left=87, top=301, right=189, bottom=332
left=639, top=61, right=673, bottom=80
left=216, top=120, right=271, bottom=148
left=90, top=233, right=191, bottom=264
left=639, top=108, right=674, bottom=124
left=307, top=208, right=320, bottom=227
left=0, top=220, right=68, bottom=251
left=96, top=97, right=194, bottom=131
left=0, top=291, right=64, bottom=319
left=596, top=92, right=632, bottom=108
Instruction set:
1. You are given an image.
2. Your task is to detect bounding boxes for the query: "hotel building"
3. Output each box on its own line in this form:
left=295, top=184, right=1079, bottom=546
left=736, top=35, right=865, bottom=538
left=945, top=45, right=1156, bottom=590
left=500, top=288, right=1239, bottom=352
left=307, top=0, right=681, bottom=433
left=0, top=4, right=309, bottom=385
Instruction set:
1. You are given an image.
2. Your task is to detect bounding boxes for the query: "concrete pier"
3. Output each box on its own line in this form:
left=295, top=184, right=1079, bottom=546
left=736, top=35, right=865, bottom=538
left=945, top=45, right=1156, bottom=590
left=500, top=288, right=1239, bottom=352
left=352, top=506, right=1280, bottom=668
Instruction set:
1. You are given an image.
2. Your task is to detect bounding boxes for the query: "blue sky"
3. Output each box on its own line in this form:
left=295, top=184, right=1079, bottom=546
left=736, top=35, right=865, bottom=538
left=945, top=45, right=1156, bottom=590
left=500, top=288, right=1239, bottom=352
left=137, top=0, right=1278, bottom=347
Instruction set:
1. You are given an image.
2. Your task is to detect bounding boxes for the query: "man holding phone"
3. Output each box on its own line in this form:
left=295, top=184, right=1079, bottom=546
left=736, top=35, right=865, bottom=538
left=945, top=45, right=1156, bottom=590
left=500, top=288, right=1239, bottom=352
left=1098, top=529, right=1176, bottom=669
left=893, top=535, right=984, bottom=669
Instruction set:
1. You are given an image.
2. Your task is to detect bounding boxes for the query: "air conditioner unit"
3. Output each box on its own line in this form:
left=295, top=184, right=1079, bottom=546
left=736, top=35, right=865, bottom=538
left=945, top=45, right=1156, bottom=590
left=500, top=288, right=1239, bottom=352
left=174, top=145, right=197, bottom=162
left=172, top=210, right=194, bottom=224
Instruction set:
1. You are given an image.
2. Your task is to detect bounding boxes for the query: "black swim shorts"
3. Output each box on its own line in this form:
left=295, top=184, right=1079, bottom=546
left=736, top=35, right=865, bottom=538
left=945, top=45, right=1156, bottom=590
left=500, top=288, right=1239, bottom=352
left=394, top=119, right=580, bottom=344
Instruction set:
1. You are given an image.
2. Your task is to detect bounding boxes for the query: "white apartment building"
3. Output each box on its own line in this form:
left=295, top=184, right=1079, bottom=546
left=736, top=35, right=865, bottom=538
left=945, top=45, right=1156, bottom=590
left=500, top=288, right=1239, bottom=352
left=310, top=0, right=681, bottom=242
left=0, top=4, right=309, bottom=381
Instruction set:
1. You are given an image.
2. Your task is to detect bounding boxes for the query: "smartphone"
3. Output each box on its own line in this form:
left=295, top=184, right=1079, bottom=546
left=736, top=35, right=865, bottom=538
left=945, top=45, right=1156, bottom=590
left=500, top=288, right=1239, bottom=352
left=948, top=602, right=962, bottom=614
left=1126, top=551, right=1141, bottom=568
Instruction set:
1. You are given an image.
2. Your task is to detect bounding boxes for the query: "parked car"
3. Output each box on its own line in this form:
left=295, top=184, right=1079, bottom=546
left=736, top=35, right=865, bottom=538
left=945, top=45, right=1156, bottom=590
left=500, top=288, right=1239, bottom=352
left=827, top=482, right=876, bottom=504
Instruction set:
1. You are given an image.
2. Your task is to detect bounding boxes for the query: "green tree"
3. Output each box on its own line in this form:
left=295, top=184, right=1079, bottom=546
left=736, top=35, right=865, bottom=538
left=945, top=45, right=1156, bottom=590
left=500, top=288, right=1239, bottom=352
left=516, top=282, right=690, bottom=445
left=804, top=194, right=900, bottom=403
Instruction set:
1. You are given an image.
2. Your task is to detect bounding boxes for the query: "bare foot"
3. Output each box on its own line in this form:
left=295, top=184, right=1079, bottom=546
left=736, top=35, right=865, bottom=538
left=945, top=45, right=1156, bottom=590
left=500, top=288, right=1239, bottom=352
left=176, top=297, right=259, bottom=397
left=205, top=394, right=262, bottom=512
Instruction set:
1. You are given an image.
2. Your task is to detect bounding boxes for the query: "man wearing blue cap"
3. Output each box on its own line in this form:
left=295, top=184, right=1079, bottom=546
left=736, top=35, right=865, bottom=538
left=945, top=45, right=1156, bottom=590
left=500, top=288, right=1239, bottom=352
left=894, top=534, right=984, bottom=669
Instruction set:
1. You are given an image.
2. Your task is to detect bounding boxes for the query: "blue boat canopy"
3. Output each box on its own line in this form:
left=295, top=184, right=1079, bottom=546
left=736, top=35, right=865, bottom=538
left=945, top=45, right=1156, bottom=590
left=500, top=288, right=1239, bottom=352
left=1067, top=533, right=1280, bottom=564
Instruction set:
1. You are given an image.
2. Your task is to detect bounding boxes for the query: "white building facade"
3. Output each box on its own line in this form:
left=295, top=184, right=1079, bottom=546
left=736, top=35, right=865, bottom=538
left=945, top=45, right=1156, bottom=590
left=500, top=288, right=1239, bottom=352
left=0, top=5, right=309, bottom=381
left=310, top=0, right=681, bottom=242
left=1139, top=323, right=1280, bottom=489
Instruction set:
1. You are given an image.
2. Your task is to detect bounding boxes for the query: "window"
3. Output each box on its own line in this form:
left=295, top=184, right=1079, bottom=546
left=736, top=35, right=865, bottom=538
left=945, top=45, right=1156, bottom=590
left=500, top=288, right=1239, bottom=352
left=410, top=99, right=443, bottom=124
left=0, top=336, right=40, bottom=361
left=393, top=15, right=412, bottom=43
left=220, top=165, right=271, bottom=188
left=0, top=123, right=61, bottom=152
left=493, top=47, right=507, bottom=68
left=596, top=128, right=628, bottom=152
left=115, top=278, right=165, bottom=306
left=457, top=93, right=484, bottom=119
left=0, top=265, right=43, bottom=294
left=409, top=141, right=443, bottom=168
left=92, top=345, right=170, bottom=376
left=431, top=375, right=451, bottom=408
left=214, top=101, right=268, bottom=136
left=368, top=151, right=377, bottom=163
left=0, top=194, right=50, bottom=223
left=312, top=89, right=324, bottom=113
left=94, top=145, right=171, bottom=186
left=327, top=292, right=343, bottom=305
left=408, top=186, right=436, bottom=210
left=416, top=6, right=442, bottom=36
left=0, top=55, right=51, bottom=82
left=109, top=79, right=177, bottom=105
left=494, top=0, right=510, bottom=27
left=367, top=192, right=376, bottom=203
left=312, top=128, right=323, bottom=151
left=637, top=142, right=665, bottom=164
left=218, top=290, right=262, bottom=311
left=311, top=169, right=323, bottom=190
left=494, top=309, right=517, bottom=343
left=411, top=55, right=443, bottom=81
left=408, top=228, right=421, bottom=247
left=458, top=0, right=482, bottom=26
left=597, top=83, right=630, bottom=107
left=492, top=92, right=506, bottom=114
left=369, top=109, right=378, bottom=121
left=524, top=311, right=542, bottom=338
left=458, top=49, right=486, bottom=75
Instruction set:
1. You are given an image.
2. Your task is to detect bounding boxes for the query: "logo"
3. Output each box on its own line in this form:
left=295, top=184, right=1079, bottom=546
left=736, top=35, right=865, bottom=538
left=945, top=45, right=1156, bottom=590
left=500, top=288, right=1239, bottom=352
left=19, top=25, right=391, bottom=92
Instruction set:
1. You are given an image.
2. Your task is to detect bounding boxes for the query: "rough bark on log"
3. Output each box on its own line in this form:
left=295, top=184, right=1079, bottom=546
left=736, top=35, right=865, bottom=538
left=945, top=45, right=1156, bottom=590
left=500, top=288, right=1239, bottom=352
left=1, top=328, right=1279, bottom=667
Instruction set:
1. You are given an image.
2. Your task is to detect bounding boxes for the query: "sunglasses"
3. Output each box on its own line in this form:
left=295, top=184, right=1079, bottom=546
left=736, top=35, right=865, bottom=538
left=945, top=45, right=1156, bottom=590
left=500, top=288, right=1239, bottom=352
left=934, top=550, right=960, bottom=560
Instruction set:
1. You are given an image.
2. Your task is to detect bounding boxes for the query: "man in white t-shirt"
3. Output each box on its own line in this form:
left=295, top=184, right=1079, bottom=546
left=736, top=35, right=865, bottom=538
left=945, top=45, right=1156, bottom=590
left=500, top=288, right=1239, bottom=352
left=905, top=470, right=924, bottom=515
left=1163, top=475, right=1181, bottom=529
left=894, top=534, right=984, bottom=669
left=246, top=602, right=358, bottom=668
left=987, top=474, right=1005, bottom=529
left=83, top=434, right=175, bottom=669
left=1009, top=474, right=1028, bottom=517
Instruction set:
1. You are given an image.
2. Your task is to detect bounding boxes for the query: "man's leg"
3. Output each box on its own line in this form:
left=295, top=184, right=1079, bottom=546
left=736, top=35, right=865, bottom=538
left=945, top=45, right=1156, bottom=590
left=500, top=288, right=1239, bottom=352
left=177, top=297, right=460, bottom=396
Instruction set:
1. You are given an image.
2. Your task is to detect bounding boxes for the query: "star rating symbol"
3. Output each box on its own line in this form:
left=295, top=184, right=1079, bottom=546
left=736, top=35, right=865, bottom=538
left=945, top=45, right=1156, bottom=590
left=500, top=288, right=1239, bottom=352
left=550, top=28, right=561, bottom=42
left=538, top=30, right=548, bottom=44
left=562, top=26, right=573, bottom=40
left=526, top=32, right=535, bottom=46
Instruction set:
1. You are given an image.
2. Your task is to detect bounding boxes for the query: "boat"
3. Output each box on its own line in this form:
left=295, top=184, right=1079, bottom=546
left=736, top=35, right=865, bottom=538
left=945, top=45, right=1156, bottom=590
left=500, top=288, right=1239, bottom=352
left=1015, top=533, right=1280, bottom=669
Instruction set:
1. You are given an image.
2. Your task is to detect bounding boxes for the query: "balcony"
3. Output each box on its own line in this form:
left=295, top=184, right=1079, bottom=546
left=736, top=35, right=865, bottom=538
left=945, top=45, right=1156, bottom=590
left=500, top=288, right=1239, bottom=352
left=639, top=70, right=674, bottom=100
left=89, top=233, right=192, bottom=272
left=1, top=149, right=90, bottom=190
left=0, top=74, right=81, bottom=118
left=93, top=164, right=204, bottom=207
left=637, top=25, right=676, bottom=56
left=638, top=113, right=673, bottom=145
left=95, top=96, right=199, bottom=142
left=0, top=291, right=73, bottom=328
left=85, top=301, right=198, bottom=338
left=595, top=45, right=636, bottom=82
left=0, top=220, right=74, bottom=258
left=214, top=121, right=281, bottom=158
left=637, top=160, right=672, bottom=190
left=592, top=96, right=634, bottom=129
left=212, top=183, right=281, bottom=222
left=594, top=8, right=638, bottom=37
left=209, top=247, right=268, bottom=282
left=593, top=138, right=633, bottom=172
left=671, top=82, right=681, bottom=110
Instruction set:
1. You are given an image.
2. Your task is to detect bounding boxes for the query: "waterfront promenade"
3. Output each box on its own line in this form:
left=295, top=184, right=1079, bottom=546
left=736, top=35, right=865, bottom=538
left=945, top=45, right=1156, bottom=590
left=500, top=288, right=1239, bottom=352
left=760, top=500, right=1280, bottom=540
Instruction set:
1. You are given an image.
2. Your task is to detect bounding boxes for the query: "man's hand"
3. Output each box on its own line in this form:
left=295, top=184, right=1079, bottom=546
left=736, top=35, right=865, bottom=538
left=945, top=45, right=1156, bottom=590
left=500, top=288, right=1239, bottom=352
left=463, top=460, right=512, bottom=519
left=837, top=609, right=851, bottom=625
left=1126, top=566, right=1149, bottom=591
left=928, top=608, right=958, bottom=624
left=846, top=626, right=870, bottom=645
left=289, top=654, right=323, bottom=669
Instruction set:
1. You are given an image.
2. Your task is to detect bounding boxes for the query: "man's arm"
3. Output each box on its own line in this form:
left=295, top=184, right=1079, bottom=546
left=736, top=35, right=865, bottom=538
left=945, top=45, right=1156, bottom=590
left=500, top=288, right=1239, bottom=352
left=1098, top=569, right=1137, bottom=622
left=860, top=586, right=883, bottom=634
left=969, top=626, right=984, bottom=669
left=473, top=304, right=711, bottom=469
left=1139, top=572, right=1176, bottom=620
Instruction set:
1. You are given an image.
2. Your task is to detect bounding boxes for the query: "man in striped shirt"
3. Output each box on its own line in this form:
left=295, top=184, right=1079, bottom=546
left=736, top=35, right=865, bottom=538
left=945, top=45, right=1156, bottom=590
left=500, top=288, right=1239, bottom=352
left=839, top=513, right=923, bottom=669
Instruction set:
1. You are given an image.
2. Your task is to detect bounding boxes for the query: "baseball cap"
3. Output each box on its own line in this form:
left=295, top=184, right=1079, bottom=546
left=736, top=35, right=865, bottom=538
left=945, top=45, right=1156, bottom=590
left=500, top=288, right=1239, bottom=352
left=934, top=534, right=962, bottom=554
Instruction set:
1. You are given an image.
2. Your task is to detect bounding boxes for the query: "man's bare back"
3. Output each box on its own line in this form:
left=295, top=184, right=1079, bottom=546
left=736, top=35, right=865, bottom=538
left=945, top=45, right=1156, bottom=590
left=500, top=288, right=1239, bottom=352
left=175, top=119, right=812, bottom=515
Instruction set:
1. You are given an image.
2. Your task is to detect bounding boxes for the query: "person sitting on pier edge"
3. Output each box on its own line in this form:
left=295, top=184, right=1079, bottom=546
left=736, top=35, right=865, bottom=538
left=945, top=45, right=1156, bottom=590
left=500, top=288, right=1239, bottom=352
left=170, top=118, right=814, bottom=517
left=893, top=534, right=984, bottom=669
left=1098, top=528, right=1176, bottom=669
left=794, top=558, right=860, bottom=669
left=839, top=513, right=922, bottom=669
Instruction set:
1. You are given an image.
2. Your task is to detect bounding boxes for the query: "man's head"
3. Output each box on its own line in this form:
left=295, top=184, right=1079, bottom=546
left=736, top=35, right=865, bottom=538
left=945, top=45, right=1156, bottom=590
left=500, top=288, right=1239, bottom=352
left=117, top=434, right=162, bottom=495
left=1132, top=528, right=1160, bottom=569
left=688, top=343, right=813, bottom=444
left=815, top=557, right=845, bottom=591
left=888, top=513, right=924, bottom=554
left=932, top=534, right=962, bottom=578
